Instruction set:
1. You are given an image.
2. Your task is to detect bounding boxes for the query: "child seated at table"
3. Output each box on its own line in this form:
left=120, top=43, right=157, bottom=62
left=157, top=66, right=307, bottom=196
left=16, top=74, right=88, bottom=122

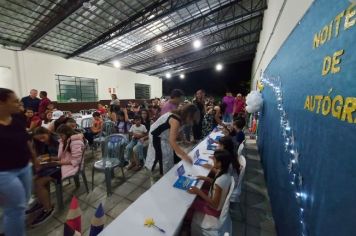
left=202, top=136, right=240, bottom=196
left=125, top=115, right=148, bottom=171
left=230, top=118, right=246, bottom=149
left=84, top=112, right=103, bottom=145
left=186, top=150, right=232, bottom=224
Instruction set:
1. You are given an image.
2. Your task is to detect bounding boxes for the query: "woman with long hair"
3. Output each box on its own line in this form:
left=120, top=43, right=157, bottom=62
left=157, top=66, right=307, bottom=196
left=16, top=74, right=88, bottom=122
left=32, top=127, right=59, bottom=159
left=187, top=150, right=232, bottom=220
left=203, top=136, right=241, bottom=203
left=29, top=124, right=84, bottom=226
left=145, top=104, right=199, bottom=176
left=0, top=88, right=35, bottom=236
left=27, top=127, right=61, bottom=223
left=41, top=110, right=53, bottom=129
left=140, top=109, right=151, bottom=131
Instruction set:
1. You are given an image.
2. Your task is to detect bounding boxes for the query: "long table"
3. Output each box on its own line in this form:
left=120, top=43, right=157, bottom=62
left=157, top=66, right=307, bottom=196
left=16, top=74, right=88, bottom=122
left=99, top=131, right=221, bottom=236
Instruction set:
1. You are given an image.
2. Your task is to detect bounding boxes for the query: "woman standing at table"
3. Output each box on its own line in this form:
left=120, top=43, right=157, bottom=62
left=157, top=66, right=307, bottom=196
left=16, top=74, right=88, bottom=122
left=0, top=88, right=36, bottom=236
left=145, top=104, right=199, bottom=176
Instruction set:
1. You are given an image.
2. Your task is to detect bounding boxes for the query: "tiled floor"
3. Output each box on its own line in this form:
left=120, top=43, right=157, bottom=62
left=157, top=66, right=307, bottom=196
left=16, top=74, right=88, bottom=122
left=1, top=138, right=277, bottom=236
left=26, top=148, right=154, bottom=236
left=231, top=138, right=277, bottom=236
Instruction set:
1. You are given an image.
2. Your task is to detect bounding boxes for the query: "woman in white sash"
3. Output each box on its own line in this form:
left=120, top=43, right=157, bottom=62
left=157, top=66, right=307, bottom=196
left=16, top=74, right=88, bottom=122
left=145, top=104, right=199, bottom=176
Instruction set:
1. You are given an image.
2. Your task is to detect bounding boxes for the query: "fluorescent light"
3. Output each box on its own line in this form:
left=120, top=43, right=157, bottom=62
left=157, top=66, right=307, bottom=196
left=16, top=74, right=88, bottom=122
left=165, top=73, right=172, bottom=79
left=149, top=14, right=155, bottom=19
left=155, top=44, right=163, bottom=53
left=113, top=60, right=121, bottom=68
left=179, top=74, right=185, bottom=79
left=215, top=63, right=223, bottom=71
left=193, top=39, right=202, bottom=49
left=83, top=2, right=92, bottom=9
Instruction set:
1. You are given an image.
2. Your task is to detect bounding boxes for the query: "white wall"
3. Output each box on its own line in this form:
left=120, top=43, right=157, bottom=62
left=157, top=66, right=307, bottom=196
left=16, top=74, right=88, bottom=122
left=0, top=47, right=162, bottom=100
left=251, top=0, right=314, bottom=88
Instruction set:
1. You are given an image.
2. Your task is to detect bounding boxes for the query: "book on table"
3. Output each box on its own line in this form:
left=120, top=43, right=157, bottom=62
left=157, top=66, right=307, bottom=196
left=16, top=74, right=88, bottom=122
left=207, top=135, right=221, bottom=151
left=207, top=144, right=217, bottom=151
left=193, top=149, right=208, bottom=166
left=173, top=165, right=199, bottom=191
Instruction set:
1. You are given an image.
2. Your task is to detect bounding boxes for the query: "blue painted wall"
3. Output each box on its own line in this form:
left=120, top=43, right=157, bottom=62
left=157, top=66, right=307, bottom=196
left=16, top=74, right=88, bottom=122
left=258, top=0, right=356, bottom=235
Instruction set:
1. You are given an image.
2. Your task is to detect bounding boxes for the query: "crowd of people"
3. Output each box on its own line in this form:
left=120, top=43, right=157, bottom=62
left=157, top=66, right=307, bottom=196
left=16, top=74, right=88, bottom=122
left=0, top=86, right=247, bottom=236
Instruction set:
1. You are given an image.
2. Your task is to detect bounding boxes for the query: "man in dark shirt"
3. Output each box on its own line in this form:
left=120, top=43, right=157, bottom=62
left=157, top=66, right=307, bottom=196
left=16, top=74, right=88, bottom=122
left=21, top=89, right=40, bottom=112
left=192, top=89, right=206, bottom=140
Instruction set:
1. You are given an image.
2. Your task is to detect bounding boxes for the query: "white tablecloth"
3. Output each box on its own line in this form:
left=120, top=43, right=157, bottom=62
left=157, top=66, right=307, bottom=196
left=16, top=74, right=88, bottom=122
left=99, top=131, right=222, bottom=236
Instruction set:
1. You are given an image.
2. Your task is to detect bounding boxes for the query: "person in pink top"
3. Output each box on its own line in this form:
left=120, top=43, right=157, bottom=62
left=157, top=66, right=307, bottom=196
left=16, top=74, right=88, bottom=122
left=222, top=91, right=235, bottom=123
left=160, top=89, right=184, bottom=116
left=56, top=124, right=85, bottom=179
left=233, top=93, right=245, bottom=117
left=29, top=124, right=84, bottom=226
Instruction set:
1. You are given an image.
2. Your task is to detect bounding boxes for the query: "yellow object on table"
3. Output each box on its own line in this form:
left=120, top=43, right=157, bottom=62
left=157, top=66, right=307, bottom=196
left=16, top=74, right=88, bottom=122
left=144, top=218, right=165, bottom=233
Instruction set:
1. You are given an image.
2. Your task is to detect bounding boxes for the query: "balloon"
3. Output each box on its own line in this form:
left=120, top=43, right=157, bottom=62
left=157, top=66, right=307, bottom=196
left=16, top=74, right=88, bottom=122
left=245, top=90, right=263, bottom=113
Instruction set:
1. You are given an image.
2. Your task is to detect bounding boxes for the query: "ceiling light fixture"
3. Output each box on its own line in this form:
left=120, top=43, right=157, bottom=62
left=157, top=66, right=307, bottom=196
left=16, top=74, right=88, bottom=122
left=193, top=39, right=202, bottom=49
left=179, top=74, right=185, bottom=79
left=83, top=2, right=92, bottom=9
left=155, top=44, right=163, bottom=53
left=165, top=73, right=172, bottom=79
left=113, top=60, right=121, bottom=68
left=215, top=63, right=223, bottom=71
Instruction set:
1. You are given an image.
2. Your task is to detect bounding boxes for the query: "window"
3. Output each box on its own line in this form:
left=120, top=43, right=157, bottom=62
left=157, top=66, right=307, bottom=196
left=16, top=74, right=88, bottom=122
left=56, top=75, right=98, bottom=102
left=135, top=83, right=151, bottom=99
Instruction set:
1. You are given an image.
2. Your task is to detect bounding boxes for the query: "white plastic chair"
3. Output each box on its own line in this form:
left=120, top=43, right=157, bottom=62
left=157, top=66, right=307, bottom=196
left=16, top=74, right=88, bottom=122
left=80, top=117, right=93, bottom=129
left=229, top=155, right=247, bottom=226
left=80, top=109, right=89, bottom=115
left=235, top=155, right=247, bottom=200
left=89, top=109, right=97, bottom=114
left=191, top=177, right=235, bottom=236
left=237, top=140, right=246, bottom=157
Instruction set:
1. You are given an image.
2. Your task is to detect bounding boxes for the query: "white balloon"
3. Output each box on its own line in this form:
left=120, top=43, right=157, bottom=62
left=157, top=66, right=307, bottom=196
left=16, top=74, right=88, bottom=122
left=245, top=90, right=263, bottom=113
